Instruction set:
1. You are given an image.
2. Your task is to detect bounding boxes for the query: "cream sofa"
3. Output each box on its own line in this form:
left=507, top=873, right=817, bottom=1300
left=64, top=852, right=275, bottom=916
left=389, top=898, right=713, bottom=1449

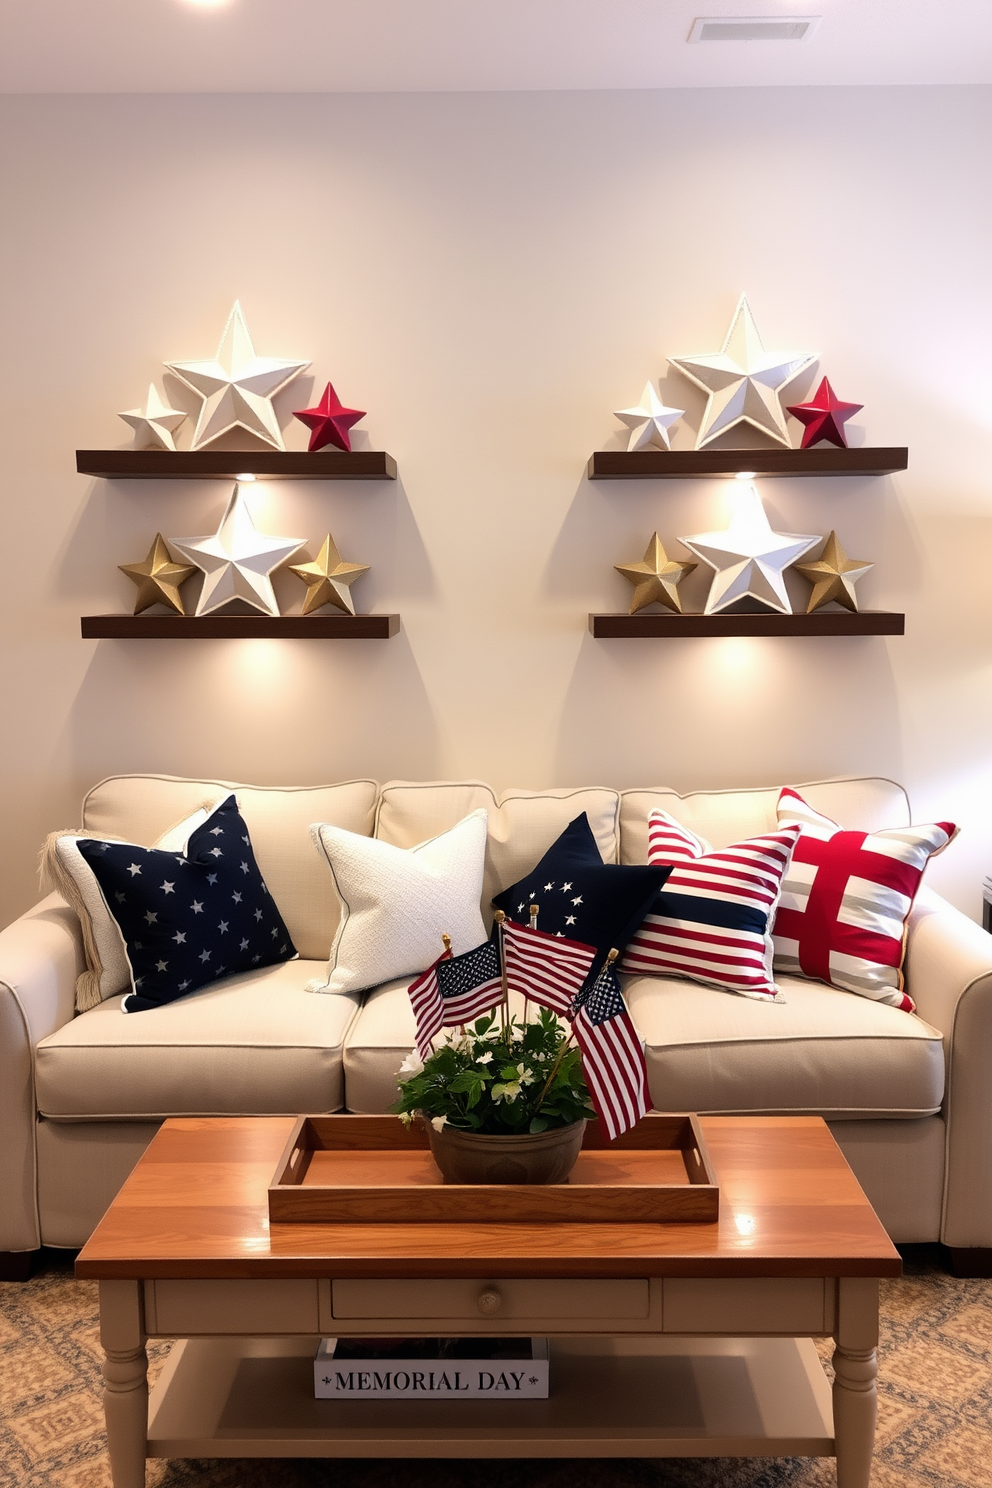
left=2, top=772, right=991, bottom=1278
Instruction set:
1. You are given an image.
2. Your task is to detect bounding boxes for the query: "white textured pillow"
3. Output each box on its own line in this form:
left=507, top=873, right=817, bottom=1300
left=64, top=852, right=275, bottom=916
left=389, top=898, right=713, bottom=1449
left=43, top=803, right=221, bottom=1012
left=308, top=809, right=488, bottom=996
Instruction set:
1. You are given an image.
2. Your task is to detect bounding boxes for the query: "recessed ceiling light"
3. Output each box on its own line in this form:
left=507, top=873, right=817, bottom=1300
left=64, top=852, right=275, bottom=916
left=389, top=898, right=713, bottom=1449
left=688, top=16, right=821, bottom=43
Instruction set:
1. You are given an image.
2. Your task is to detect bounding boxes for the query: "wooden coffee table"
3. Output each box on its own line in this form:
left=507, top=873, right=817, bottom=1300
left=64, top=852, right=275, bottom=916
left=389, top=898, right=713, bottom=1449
left=76, top=1115, right=899, bottom=1488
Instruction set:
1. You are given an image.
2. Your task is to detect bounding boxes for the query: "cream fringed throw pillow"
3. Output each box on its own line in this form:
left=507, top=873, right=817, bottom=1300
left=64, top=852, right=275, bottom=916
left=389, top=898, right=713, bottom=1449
left=42, top=801, right=221, bottom=1011
left=307, top=809, right=489, bottom=997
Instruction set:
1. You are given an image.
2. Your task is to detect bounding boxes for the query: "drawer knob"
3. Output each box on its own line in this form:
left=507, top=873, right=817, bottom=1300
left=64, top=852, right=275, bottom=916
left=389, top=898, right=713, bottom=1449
left=477, top=1287, right=502, bottom=1316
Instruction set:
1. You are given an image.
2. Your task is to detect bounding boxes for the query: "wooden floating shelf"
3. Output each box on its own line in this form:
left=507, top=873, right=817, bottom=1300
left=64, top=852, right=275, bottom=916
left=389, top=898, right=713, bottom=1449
left=76, top=450, right=397, bottom=481
left=590, top=611, right=905, bottom=638
left=81, top=614, right=400, bottom=640
left=587, top=448, right=908, bottom=480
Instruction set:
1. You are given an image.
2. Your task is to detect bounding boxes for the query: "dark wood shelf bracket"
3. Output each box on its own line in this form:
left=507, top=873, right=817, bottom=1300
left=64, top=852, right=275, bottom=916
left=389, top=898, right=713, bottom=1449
left=81, top=614, right=400, bottom=640
left=589, top=611, right=905, bottom=639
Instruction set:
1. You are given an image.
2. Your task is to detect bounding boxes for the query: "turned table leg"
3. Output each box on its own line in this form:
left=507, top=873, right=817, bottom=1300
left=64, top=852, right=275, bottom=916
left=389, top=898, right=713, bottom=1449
left=833, top=1277, right=879, bottom=1488
left=99, top=1280, right=148, bottom=1488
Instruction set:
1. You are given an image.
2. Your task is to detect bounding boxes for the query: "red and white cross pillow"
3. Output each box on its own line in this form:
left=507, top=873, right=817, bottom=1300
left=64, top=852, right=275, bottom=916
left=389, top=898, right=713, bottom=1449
left=771, top=787, right=958, bottom=1012
left=619, top=812, right=801, bottom=1002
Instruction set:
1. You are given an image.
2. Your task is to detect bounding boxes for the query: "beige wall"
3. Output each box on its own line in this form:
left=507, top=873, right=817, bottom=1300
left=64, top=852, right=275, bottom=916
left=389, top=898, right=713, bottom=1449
left=1, top=87, right=989, bottom=923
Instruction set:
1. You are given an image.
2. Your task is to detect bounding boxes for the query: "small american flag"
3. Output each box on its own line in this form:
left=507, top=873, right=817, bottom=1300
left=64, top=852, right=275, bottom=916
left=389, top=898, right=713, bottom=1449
left=570, top=958, right=648, bottom=1141
left=502, top=919, right=596, bottom=1017
left=408, top=939, right=503, bottom=1057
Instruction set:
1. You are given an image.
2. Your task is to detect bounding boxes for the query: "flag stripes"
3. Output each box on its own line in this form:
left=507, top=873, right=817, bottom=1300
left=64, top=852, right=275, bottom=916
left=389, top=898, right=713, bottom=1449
left=502, top=919, right=597, bottom=1015
left=571, top=961, right=648, bottom=1141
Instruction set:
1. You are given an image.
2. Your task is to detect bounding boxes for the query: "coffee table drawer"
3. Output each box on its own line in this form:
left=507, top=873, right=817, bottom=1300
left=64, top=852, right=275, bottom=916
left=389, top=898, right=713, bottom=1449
left=147, top=1279, right=320, bottom=1335
left=663, top=1278, right=828, bottom=1334
left=331, top=1278, right=651, bottom=1322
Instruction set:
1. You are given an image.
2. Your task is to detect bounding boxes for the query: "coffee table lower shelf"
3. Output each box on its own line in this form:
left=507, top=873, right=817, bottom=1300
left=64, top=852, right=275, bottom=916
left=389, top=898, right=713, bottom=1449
left=147, top=1335, right=834, bottom=1459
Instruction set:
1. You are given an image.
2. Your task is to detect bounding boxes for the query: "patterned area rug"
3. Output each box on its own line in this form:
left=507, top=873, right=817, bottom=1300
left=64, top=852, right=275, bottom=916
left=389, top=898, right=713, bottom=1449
left=1, top=1248, right=990, bottom=1488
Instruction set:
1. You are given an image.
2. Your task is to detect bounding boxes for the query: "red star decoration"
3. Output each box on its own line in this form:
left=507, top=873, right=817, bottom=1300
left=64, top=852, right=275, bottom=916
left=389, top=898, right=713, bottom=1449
left=293, top=382, right=366, bottom=452
left=786, top=377, right=863, bottom=449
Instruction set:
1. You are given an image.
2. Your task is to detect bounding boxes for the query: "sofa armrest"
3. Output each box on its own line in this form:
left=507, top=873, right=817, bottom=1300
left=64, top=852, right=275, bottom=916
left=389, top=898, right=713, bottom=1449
left=0, top=893, right=84, bottom=1251
left=905, top=887, right=992, bottom=1248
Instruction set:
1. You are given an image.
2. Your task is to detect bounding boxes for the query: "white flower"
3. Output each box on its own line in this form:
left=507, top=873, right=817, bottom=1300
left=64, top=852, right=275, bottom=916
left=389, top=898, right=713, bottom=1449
left=492, top=1080, right=522, bottom=1103
left=514, top=1063, right=535, bottom=1087
left=476, top=1051, right=493, bottom=1066
left=431, top=1115, right=448, bottom=1131
left=397, top=1112, right=414, bottom=1129
left=396, top=1052, right=424, bottom=1083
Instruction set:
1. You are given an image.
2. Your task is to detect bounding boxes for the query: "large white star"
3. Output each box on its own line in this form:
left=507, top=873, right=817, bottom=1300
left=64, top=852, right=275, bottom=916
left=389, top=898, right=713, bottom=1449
left=118, top=383, right=188, bottom=451
left=169, top=484, right=305, bottom=616
left=165, top=301, right=309, bottom=451
left=614, top=382, right=684, bottom=451
left=680, top=485, right=819, bottom=615
left=669, top=295, right=816, bottom=449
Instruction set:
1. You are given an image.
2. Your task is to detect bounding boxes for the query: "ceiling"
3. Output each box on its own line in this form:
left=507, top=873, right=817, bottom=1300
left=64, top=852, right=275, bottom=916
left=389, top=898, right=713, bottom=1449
left=1, top=0, right=990, bottom=93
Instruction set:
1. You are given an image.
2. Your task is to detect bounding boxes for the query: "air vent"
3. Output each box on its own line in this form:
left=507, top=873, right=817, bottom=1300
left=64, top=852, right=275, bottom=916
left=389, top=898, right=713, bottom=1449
left=688, top=16, right=820, bottom=43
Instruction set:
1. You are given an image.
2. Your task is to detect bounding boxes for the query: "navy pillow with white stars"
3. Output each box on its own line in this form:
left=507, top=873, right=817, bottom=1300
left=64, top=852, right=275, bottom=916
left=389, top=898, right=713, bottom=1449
left=77, top=795, right=297, bottom=1013
left=491, top=814, right=671, bottom=984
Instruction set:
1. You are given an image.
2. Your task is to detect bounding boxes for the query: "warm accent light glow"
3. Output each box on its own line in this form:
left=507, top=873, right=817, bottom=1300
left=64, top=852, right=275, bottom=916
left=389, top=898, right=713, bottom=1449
left=735, top=1213, right=757, bottom=1235
left=181, top=1, right=233, bottom=9
left=734, top=470, right=757, bottom=480
left=236, top=472, right=257, bottom=482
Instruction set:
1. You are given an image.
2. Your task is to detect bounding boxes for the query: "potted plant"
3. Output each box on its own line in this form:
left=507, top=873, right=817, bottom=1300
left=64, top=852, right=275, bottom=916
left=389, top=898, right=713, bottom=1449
left=391, top=1007, right=595, bottom=1185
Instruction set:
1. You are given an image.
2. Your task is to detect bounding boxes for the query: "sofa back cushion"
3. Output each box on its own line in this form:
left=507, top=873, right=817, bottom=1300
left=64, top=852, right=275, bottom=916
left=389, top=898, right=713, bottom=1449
left=618, top=778, right=910, bottom=865
left=81, top=775, right=378, bottom=960
left=375, top=782, right=621, bottom=912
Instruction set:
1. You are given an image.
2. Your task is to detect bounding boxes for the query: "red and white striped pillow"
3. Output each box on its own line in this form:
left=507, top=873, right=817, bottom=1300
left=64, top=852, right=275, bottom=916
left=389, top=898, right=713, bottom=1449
left=619, top=812, right=801, bottom=1002
left=772, top=787, right=958, bottom=1012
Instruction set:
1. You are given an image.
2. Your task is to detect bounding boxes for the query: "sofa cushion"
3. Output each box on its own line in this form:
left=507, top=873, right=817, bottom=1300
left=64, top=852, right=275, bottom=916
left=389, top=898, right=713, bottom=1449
left=619, top=777, right=910, bottom=865
left=35, top=960, right=357, bottom=1119
left=376, top=782, right=621, bottom=912
left=625, top=974, right=945, bottom=1120
left=81, top=774, right=379, bottom=960
left=308, top=810, right=489, bottom=996
left=341, top=973, right=944, bottom=1121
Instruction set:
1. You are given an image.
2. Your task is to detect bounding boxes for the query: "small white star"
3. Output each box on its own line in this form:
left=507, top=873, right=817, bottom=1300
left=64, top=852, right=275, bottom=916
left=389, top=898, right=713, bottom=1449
left=252, top=954, right=261, bottom=963
left=240, top=861, right=250, bottom=874
left=572, top=896, right=583, bottom=906
left=529, top=892, right=537, bottom=900
left=544, top=882, right=555, bottom=892
left=566, top=915, right=576, bottom=926
left=118, top=381, right=187, bottom=452
left=232, top=891, right=243, bottom=904
left=155, top=959, right=168, bottom=972
left=215, top=966, right=227, bottom=976
left=144, top=911, right=158, bottom=925
left=218, top=920, right=229, bottom=934
left=199, top=949, right=212, bottom=963
left=517, top=903, right=525, bottom=913
left=115, top=891, right=126, bottom=903
left=242, top=835, right=250, bottom=845
left=208, top=847, right=223, bottom=858
left=240, top=938, right=250, bottom=951
left=614, top=381, right=684, bottom=451
left=127, top=863, right=142, bottom=877
left=173, top=931, right=187, bottom=944
left=191, top=900, right=204, bottom=914
left=561, top=882, right=572, bottom=892
left=254, top=908, right=263, bottom=922
left=209, top=827, right=224, bottom=837
left=207, top=873, right=218, bottom=885
left=161, top=881, right=175, bottom=895
left=271, top=927, right=278, bottom=938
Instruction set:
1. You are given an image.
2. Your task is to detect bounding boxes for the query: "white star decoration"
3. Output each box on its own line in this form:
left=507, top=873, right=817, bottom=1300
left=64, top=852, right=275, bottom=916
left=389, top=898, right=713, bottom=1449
left=669, top=295, right=816, bottom=449
left=169, top=484, right=305, bottom=617
left=680, top=485, right=819, bottom=615
left=614, top=382, right=684, bottom=451
left=165, top=301, right=309, bottom=451
left=118, top=383, right=188, bottom=451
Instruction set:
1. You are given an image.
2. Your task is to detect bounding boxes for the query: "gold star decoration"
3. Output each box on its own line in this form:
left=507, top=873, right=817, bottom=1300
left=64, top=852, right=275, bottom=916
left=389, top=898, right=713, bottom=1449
left=615, top=533, right=697, bottom=614
left=287, top=533, right=370, bottom=616
left=794, top=531, right=873, bottom=613
left=119, top=534, right=197, bottom=615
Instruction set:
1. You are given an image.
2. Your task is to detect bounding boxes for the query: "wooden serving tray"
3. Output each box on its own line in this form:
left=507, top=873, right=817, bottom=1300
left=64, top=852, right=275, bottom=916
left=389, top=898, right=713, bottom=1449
left=268, top=1113, right=718, bottom=1225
